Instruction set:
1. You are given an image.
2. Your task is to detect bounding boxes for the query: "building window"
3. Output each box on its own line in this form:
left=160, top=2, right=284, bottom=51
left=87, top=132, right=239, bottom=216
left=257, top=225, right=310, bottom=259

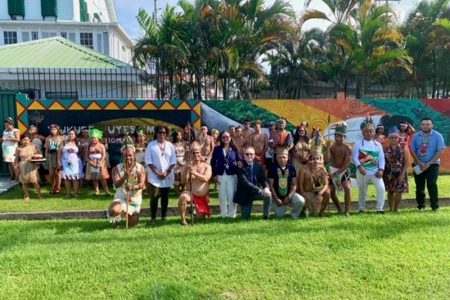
left=31, top=32, right=39, bottom=40
left=80, top=32, right=93, bottom=49
left=61, top=32, right=67, bottom=38
left=4, top=31, right=18, bottom=45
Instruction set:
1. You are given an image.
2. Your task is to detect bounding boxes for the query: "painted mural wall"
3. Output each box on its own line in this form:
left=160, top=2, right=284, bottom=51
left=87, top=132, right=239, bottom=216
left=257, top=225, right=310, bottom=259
left=203, top=96, right=450, bottom=171
left=15, top=93, right=201, bottom=167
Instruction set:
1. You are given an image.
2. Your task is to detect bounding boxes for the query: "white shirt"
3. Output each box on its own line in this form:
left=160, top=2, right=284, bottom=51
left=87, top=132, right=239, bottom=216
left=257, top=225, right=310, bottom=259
left=352, top=138, right=385, bottom=176
left=145, top=140, right=177, bottom=188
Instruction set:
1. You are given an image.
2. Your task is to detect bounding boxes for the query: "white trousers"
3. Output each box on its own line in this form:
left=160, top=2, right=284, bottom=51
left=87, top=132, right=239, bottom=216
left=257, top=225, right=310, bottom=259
left=271, top=193, right=305, bottom=219
left=217, top=174, right=237, bottom=218
left=356, top=171, right=385, bottom=212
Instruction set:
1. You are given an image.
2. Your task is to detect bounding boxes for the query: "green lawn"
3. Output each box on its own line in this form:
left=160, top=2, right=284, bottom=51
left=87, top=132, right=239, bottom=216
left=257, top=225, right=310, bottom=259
left=0, top=209, right=449, bottom=299
left=1, top=175, right=450, bottom=213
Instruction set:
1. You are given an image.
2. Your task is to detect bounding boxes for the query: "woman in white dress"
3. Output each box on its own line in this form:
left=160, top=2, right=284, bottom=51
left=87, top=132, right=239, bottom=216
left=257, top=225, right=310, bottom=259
left=59, top=130, right=82, bottom=198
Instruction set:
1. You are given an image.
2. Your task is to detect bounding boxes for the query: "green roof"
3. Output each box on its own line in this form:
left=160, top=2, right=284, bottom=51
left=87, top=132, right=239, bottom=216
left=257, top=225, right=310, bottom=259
left=0, top=36, right=132, bottom=69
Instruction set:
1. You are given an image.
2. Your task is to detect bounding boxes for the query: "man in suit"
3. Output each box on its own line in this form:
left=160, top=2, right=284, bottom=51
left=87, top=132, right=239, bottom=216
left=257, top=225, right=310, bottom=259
left=234, top=146, right=272, bottom=220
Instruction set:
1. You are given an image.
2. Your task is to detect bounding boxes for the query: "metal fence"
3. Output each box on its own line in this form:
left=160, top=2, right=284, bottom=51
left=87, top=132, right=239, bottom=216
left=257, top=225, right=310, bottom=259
left=9, top=68, right=157, bottom=99
left=3, top=67, right=448, bottom=100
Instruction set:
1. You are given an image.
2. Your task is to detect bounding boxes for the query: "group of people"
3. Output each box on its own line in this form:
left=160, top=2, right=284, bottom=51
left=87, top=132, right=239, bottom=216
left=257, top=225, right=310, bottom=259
left=1, top=121, right=112, bottom=200
left=1, top=115, right=445, bottom=228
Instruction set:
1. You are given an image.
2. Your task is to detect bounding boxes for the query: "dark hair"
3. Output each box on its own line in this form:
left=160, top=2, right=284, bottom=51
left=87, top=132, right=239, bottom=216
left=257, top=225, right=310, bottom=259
left=171, top=130, right=181, bottom=143
left=153, top=125, right=170, bottom=140
left=219, top=130, right=238, bottom=151
left=420, top=117, right=433, bottom=123
left=293, top=126, right=310, bottom=144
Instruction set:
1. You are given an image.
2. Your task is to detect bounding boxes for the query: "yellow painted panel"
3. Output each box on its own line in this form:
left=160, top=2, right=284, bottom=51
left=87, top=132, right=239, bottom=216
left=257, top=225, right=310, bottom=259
left=140, top=102, right=157, bottom=110
left=48, top=101, right=65, bottom=110
left=177, top=102, right=191, bottom=110
left=160, top=102, right=175, bottom=110
left=123, top=102, right=139, bottom=110
left=86, top=102, right=102, bottom=110
left=104, top=101, right=121, bottom=110
left=254, top=100, right=341, bottom=132
left=68, top=102, right=85, bottom=110
left=16, top=102, right=25, bottom=116
left=28, top=101, right=45, bottom=110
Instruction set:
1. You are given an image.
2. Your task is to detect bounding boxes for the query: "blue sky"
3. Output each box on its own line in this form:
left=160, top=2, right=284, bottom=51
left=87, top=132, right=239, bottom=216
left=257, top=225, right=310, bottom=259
left=114, top=0, right=419, bottom=40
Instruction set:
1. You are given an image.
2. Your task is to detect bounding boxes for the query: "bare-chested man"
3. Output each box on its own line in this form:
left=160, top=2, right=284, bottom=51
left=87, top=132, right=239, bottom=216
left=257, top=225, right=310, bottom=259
left=324, top=122, right=352, bottom=216
left=232, top=126, right=246, bottom=156
left=272, top=119, right=293, bottom=154
left=196, top=125, right=214, bottom=164
left=247, top=120, right=268, bottom=166
left=242, top=118, right=255, bottom=139
left=298, top=149, right=330, bottom=217
left=178, top=142, right=212, bottom=225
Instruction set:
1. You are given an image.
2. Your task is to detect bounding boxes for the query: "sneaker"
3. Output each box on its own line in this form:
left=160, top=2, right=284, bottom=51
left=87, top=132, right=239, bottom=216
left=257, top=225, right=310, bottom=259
left=376, top=211, right=384, bottom=215
left=358, top=210, right=364, bottom=214
left=418, top=207, right=426, bottom=212
left=149, top=219, right=156, bottom=226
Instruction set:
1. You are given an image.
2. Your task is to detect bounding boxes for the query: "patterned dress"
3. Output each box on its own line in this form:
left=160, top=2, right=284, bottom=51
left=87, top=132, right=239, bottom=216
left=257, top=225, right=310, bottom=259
left=61, top=143, right=83, bottom=180
left=383, top=146, right=409, bottom=193
left=17, top=146, right=39, bottom=184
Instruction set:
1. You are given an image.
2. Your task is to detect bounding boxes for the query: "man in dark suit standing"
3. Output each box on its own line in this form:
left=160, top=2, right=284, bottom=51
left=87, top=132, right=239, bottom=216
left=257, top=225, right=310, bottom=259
left=234, top=146, right=272, bottom=220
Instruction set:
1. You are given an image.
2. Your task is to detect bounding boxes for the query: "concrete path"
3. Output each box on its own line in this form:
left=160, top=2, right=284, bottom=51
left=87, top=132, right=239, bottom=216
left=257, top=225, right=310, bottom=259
left=0, top=176, right=18, bottom=195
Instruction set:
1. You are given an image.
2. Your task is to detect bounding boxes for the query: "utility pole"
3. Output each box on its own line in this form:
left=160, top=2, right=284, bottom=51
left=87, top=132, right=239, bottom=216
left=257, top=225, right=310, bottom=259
left=153, top=0, right=158, bottom=21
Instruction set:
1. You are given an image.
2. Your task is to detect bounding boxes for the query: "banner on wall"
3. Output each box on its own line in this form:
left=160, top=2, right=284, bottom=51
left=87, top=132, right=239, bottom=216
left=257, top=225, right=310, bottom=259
left=16, top=94, right=201, bottom=167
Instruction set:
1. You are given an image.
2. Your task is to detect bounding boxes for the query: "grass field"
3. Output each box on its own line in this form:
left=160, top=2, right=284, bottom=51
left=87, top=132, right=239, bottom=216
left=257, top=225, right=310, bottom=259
left=0, top=209, right=449, bottom=299
left=1, top=175, right=450, bottom=213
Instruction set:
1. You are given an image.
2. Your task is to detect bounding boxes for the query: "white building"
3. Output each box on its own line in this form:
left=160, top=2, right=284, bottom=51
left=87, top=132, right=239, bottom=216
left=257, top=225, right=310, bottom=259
left=0, top=0, right=133, bottom=63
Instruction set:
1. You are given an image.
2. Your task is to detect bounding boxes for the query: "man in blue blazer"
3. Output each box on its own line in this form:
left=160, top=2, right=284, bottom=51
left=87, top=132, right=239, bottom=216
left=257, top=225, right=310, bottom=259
left=234, top=146, right=272, bottom=219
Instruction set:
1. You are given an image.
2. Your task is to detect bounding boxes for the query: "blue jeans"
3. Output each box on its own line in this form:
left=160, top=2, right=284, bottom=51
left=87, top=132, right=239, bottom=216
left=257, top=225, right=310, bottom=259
left=240, top=194, right=271, bottom=220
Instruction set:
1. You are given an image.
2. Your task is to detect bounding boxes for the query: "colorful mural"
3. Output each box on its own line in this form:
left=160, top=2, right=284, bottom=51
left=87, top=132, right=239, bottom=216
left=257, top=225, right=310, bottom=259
left=15, top=93, right=201, bottom=167
left=203, top=96, right=450, bottom=171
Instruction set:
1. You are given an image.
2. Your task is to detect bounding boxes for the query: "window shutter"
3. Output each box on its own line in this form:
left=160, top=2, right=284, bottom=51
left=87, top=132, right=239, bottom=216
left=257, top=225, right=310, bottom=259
left=79, top=0, right=89, bottom=22
left=8, top=0, right=25, bottom=18
left=41, top=0, right=57, bottom=18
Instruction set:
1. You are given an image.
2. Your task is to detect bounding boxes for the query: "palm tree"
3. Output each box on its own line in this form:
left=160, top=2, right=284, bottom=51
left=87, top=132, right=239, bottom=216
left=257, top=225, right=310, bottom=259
left=326, top=0, right=413, bottom=98
left=403, top=0, right=450, bottom=98
left=134, top=7, right=189, bottom=99
left=301, top=0, right=361, bottom=27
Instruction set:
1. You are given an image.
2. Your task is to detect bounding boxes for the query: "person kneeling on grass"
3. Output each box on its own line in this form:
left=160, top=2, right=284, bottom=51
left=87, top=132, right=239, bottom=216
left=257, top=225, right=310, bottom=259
left=298, top=149, right=330, bottom=217
left=178, top=142, right=212, bottom=226
left=234, top=146, right=272, bottom=220
left=107, top=142, right=146, bottom=229
left=268, top=149, right=305, bottom=219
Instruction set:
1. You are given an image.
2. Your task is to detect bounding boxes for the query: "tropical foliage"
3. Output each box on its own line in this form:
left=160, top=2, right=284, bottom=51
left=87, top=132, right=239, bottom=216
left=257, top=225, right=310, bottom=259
left=133, top=0, right=450, bottom=99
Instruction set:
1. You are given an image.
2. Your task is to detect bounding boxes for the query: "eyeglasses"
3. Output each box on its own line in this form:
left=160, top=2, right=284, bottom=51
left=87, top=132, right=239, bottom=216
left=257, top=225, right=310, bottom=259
left=244, top=153, right=255, bottom=156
